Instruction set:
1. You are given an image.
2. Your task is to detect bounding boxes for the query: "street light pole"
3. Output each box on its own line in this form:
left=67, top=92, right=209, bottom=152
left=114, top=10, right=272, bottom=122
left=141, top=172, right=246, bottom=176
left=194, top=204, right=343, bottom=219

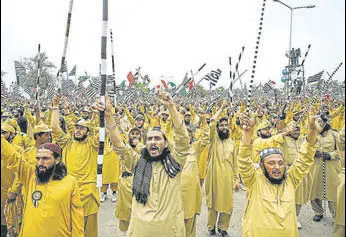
left=273, top=0, right=315, bottom=97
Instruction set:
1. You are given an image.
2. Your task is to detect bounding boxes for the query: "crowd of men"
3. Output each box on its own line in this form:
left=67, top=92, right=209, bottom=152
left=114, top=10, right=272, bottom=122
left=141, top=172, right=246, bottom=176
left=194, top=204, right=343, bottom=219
left=1, top=90, right=345, bottom=237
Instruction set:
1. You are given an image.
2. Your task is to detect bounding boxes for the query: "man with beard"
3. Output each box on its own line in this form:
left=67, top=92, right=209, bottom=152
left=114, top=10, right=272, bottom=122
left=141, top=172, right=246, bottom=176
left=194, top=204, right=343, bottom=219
left=13, top=109, right=27, bottom=134
left=281, top=121, right=313, bottom=229
left=238, top=110, right=318, bottom=237
left=115, top=127, right=144, bottom=236
left=184, top=112, right=197, bottom=134
left=5, top=118, right=33, bottom=150
left=198, top=113, right=212, bottom=187
left=51, top=94, right=100, bottom=237
left=291, top=110, right=310, bottom=136
left=159, top=110, right=174, bottom=141
left=181, top=114, right=209, bottom=237
left=205, top=100, right=239, bottom=237
left=133, top=113, right=148, bottom=143
left=1, top=123, right=23, bottom=236
left=252, top=120, right=285, bottom=164
left=310, top=112, right=343, bottom=222
left=81, top=107, right=91, bottom=121
left=8, top=124, right=52, bottom=206
left=98, top=91, right=189, bottom=237
left=2, top=138, right=84, bottom=236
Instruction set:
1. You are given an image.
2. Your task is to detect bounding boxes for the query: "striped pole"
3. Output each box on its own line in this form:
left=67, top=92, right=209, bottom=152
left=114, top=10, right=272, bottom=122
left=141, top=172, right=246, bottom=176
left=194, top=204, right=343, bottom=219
left=36, top=44, right=41, bottom=102
left=322, top=160, right=327, bottom=216
left=97, top=0, right=108, bottom=188
left=172, top=63, right=206, bottom=98
left=228, top=57, right=233, bottom=102
left=294, top=62, right=343, bottom=126
left=230, top=46, right=245, bottom=104
left=297, top=44, right=311, bottom=76
left=246, top=0, right=267, bottom=116
left=57, top=0, right=74, bottom=93
left=110, top=29, right=117, bottom=105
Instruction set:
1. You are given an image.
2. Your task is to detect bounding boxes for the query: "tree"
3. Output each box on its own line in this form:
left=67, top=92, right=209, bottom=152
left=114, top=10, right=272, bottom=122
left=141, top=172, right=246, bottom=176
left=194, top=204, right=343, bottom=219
left=1, top=70, right=6, bottom=79
left=18, top=52, right=56, bottom=96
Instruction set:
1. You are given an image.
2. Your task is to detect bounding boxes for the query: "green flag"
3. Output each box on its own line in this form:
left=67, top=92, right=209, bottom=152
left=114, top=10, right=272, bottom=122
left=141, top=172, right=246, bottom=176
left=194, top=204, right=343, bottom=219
left=120, top=80, right=126, bottom=89
left=168, top=81, right=176, bottom=88
left=180, top=87, right=187, bottom=96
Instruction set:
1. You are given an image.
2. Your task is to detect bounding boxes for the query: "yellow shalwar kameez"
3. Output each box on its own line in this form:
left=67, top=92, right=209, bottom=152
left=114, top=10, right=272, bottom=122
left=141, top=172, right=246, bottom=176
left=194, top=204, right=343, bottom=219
left=205, top=121, right=238, bottom=232
left=53, top=128, right=100, bottom=237
left=238, top=139, right=317, bottom=237
left=181, top=125, right=209, bottom=237
left=114, top=126, right=189, bottom=237
left=2, top=136, right=84, bottom=237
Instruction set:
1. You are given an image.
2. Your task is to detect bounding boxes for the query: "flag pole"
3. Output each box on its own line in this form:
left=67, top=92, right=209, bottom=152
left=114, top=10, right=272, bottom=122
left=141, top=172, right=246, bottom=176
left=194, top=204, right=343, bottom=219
left=97, top=0, right=109, bottom=188
left=36, top=44, right=41, bottom=103
left=246, top=0, right=267, bottom=117
left=57, top=0, right=74, bottom=94
left=110, top=29, right=117, bottom=106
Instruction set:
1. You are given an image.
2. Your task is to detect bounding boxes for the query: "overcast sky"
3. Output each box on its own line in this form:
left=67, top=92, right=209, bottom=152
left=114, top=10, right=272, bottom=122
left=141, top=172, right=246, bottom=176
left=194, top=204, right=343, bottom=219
left=1, top=0, right=345, bottom=90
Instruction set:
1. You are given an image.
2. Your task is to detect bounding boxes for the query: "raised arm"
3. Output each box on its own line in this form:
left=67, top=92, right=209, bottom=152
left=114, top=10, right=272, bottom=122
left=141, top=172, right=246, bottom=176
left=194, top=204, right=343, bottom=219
left=238, top=112, right=257, bottom=189
left=51, top=94, right=69, bottom=149
left=94, top=96, right=140, bottom=170
left=288, top=108, right=318, bottom=188
left=157, top=90, right=189, bottom=165
left=2, top=136, right=34, bottom=188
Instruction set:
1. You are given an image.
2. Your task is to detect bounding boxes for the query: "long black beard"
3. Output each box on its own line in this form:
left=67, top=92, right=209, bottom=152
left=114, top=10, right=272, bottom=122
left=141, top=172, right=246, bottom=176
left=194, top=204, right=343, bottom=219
left=74, top=134, right=88, bottom=142
left=129, top=138, right=137, bottom=148
left=36, top=165, right=55, bottom=183
left=218, top=129, right=230, bottom=141
left=145, top=147, right=169, bottom=162
left=260, top=134, right=272, bottom=139
left=263, top=165, right=287, bottom=185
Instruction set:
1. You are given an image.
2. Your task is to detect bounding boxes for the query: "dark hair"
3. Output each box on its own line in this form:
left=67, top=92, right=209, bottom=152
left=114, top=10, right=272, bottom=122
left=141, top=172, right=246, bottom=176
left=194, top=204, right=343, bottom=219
left=217, top=117, right=228, bottom=128
left=34, top=132, right=49, bottom=140
left=150, top=126, right=168, bottom=141
left=39, top=144, right=67, bottom=180
left=52, top=162, right=67, bottom=180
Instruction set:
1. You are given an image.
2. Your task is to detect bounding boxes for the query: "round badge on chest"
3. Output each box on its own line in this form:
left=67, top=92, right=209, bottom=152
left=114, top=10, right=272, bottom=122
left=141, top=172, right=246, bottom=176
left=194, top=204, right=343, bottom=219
left=32, top=190, right=42, bottom=201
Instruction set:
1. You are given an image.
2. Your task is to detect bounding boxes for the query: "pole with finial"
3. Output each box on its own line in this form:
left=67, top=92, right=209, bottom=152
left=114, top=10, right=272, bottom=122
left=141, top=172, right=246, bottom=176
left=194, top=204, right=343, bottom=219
left=97, top=0, right=109, bottom=188
left=245, top=0, right=267, bottom=121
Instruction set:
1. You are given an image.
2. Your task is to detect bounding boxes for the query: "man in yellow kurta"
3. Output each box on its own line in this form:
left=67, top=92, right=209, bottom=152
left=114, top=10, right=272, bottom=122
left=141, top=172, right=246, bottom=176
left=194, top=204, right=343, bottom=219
left=101, top=91, right=189, bottom=237
left=334, top=125, right=345, bottom=237
left=100, top=140, right=120, bottom=203
left=1, top=123, right=23, bottom=236
left=310, top=112, right=342, bottom=222
left=281, top=121, right=313, bottom=229
left=252, top=120, right=287, bottom=164
left=205, top=101, right=239, bottom=237
left=181, top=114, right=209, bottom=237
left=2, top=138, right=84, bottom=236
left=115, top=127, right=144, bottom=235
left=51, top=95, right=100, bottom=237
left=237, top=110, right=318, bottom=237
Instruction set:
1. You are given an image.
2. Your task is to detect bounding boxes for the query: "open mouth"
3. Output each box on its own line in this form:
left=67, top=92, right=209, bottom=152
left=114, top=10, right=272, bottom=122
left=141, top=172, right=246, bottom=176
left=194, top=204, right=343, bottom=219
left=272, top=171, right=281, bottom=177
left=149, top=146, right=159, bottom=155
